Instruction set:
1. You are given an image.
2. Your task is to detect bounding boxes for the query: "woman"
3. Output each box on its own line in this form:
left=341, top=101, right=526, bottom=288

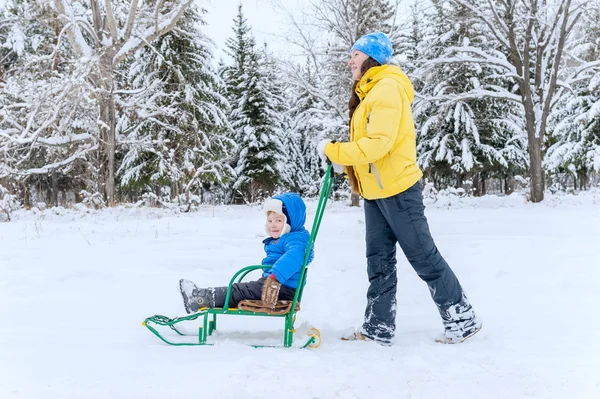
left=318, top=32, right=481, bottom=345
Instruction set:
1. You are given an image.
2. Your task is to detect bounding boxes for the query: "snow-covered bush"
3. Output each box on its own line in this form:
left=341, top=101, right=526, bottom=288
left=177, top=193, right=202, bottom=212
left=79, top=190, right=106, bottom=209
left=422, top=180, right=439, bottom=201
left=0, top=184, right=21, bottom=222
left=141, top=192, right=160, bottom=208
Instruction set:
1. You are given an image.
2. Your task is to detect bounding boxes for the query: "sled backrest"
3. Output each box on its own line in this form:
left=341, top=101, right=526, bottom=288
left=291, top=165, right=334, bottom=308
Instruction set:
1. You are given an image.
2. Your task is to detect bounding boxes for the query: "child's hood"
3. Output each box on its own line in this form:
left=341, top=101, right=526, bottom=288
left=273, top=193, right=307, bottom=232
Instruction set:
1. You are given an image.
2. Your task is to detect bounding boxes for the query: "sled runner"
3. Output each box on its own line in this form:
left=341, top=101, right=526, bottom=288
left=143, top=165, right=334, bottom=348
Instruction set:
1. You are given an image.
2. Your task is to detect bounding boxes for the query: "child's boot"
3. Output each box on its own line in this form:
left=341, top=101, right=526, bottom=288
left=179, top=279, right=212, bottom=314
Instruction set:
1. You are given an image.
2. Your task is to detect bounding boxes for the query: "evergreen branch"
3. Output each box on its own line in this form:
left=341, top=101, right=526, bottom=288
left=418, top=89, right=522, bottom=103
left=13, top=145, right=98, bottom=176
left=1, top=132, right=95, bottom=147
left=425, top=45, right=520, bottom=80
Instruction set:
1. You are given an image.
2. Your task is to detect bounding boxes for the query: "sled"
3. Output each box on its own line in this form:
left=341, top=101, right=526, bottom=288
left=143, top=165, right=334, bottom=348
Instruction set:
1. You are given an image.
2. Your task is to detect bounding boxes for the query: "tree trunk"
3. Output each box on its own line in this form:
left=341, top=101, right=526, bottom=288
left=472, top=174, right=479, bottom=197
left=98, top=92, right=116, bottom=205
left=481, top=175, right=486, bottom=196
left=580, top=170, right=588, bottom=190
left=97, top=53, right=116, bottom=206
left=505, top=175, right=513, bottom=195
left=51, top=169, right=58, bottom=206
left=528, top=137, right=544, bottom=202
left=521, top=83, right=545, bottom=203
left=350, top=193, right=360, bottom=207
left=22, top=181, right=30, bottom=208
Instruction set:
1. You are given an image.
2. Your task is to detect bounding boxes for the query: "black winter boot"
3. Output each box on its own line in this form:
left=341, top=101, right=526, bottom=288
left=179, top=279, right=212, bottom=314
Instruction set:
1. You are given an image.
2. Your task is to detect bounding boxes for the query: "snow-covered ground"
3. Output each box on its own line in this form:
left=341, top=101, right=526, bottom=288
left=1, top=191, right=599, bottom=399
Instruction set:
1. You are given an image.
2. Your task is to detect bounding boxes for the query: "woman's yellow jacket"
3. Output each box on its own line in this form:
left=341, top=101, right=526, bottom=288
left=324, top=65, right=423, bottom=200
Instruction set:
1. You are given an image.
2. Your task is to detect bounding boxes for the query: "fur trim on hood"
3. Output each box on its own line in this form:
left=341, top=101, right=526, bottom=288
left=263, top=198, right=291, bottom=237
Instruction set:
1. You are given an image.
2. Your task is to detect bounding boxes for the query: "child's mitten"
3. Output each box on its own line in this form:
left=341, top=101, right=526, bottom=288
left=261, top=274, right=282, bottom=308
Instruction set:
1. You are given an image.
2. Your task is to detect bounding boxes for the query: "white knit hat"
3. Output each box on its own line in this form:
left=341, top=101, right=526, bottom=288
left=263, top=198, right=291, bottom=237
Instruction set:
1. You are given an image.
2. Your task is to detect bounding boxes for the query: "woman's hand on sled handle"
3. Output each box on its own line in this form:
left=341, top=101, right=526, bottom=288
left=316, top=139, right=344, bottom=174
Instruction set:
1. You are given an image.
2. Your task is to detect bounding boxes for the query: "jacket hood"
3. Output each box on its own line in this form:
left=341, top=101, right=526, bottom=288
left=272, top=193, right=307, bottom=232
left=355, top=65, right=414, bottom=104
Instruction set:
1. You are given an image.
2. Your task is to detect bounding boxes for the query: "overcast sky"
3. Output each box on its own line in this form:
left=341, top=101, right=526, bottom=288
left=200, top=0, right=307, bottom=61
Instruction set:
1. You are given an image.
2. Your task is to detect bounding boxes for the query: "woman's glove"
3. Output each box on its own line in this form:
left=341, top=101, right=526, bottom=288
left=261, top=274, right=282, bottom=309
left=317, top=139, right=332, bottom=164
left=316, top=139, right=344, bottom=174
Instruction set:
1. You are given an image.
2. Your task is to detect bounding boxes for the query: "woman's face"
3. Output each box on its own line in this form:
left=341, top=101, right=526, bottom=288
left=348, top=50, right=370, bottom=81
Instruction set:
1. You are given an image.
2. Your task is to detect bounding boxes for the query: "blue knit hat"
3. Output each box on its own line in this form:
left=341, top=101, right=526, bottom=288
left=350, top=32, right=393, bottom=65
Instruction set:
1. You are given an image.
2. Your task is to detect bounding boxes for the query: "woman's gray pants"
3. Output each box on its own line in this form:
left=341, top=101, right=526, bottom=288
left=362, top=182, right=464, bottom=343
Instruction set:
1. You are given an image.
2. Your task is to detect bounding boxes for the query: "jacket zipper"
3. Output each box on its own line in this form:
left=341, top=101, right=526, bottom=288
left=369, top=163, right=384, bottom=189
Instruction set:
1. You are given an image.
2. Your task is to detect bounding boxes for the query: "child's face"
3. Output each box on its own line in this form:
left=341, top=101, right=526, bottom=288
left=266, top=212, right=286, bottom=238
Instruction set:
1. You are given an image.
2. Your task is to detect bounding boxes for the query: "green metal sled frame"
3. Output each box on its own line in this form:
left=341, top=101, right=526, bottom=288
left=143, top=165, right=334, bottom=348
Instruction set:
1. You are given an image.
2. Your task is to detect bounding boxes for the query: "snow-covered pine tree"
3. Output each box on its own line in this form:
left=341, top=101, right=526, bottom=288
left=257, top=43, right=288, bottom=192
left=280, top=58, right=323, bottom=196
left=413, top=0, right=527, bottom=195
left=546, top=1, right=600, bottom=191
left=115, top=3, right=233, bottom=205
left=222, top=5, right=281, bottom=204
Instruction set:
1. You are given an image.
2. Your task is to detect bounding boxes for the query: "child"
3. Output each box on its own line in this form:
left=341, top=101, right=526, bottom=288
left=179, top=192, right=314, bottom=313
